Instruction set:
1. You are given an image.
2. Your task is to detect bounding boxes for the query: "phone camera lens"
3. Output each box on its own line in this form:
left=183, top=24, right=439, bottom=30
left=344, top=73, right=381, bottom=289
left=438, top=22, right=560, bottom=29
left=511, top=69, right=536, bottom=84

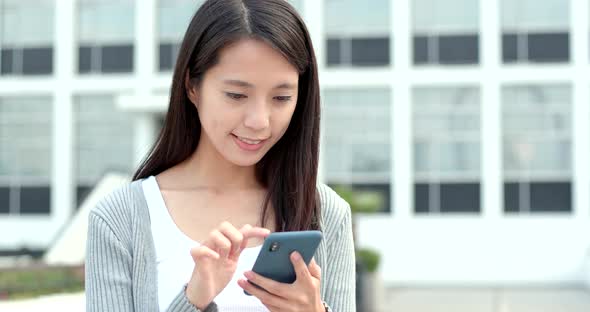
left=269, top=242, right=280, bottom=252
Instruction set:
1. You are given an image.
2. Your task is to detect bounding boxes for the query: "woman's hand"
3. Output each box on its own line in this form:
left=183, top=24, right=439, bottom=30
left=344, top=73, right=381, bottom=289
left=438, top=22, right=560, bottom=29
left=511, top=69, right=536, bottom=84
left=185, top=222, right=270, bottom=310
left=237, top=252, right=325, bottom=312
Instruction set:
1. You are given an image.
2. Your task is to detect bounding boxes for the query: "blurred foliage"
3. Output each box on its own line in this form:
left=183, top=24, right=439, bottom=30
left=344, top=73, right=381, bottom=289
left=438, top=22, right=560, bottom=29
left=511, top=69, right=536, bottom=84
left=0, top=265, right=84, bottom=300
left=333, top=185, right=382, bottom=272
left=356, top=248, right=381, bottom=273
left=332, top=185, right=383, bottom=214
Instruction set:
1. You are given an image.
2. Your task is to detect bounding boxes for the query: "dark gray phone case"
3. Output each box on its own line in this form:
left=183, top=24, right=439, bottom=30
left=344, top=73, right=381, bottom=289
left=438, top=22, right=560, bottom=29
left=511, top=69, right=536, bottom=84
left=245, top=230, right=323, bottom=295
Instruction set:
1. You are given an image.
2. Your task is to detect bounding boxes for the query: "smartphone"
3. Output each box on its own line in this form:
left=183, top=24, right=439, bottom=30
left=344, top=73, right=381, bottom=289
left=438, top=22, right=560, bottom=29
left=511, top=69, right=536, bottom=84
left=244, top=230, right=323, bottom=295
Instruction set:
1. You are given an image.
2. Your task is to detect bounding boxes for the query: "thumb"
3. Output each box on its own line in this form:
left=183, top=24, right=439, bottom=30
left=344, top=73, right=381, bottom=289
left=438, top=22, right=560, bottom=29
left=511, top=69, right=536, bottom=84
left=290, top=251, right=311, bottom=281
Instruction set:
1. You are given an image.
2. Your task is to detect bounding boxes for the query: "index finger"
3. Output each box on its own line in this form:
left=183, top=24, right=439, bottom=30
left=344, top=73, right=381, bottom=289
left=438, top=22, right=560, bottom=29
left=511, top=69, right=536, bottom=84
left=239, top=225, right=270, bottom=250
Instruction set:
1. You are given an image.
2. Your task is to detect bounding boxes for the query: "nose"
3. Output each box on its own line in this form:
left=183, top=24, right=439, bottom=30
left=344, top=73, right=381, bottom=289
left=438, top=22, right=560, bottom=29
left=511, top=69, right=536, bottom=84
left=244, top=99, right=270, bottom=131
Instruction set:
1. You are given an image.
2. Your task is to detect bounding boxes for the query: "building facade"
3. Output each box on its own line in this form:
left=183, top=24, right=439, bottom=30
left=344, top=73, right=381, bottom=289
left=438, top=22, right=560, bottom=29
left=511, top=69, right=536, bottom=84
left=1, top=0, right=590, bottom=286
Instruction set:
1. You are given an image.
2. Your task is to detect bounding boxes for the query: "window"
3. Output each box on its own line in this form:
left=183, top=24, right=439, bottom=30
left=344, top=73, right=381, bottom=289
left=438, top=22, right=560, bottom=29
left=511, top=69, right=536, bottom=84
left=323, top=88, right=392, bottom=212
left=157, top=0, right=204, bottom=71
left=501, top=0, right=570, bottom=63
left=75, top=95, right=135, bottom=205
left=0, top=97, right=52, bottom=215
left=413, top=0, right=479, bottom=65
left=325, top=0, right=390, bottom=67
left=413, top=87, right=481, bottom=214
left=502, top=85, right=572, bottom=213
left=288, top=0, right=303, bottom=12
left=78, top=0, right=135, bottom=73
left=0, top=0, right=54, bottom=75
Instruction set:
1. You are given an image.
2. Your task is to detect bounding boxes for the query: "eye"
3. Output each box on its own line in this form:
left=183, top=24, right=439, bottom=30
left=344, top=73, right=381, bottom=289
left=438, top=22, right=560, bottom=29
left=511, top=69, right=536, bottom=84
left=274, top=96, right=292, bottom=102
left=225, top=92, right=247, bottom=100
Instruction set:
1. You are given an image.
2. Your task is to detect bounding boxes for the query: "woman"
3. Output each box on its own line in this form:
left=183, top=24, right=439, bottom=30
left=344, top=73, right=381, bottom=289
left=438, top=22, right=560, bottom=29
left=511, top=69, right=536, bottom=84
left=85, top=0, right=355, bottom=311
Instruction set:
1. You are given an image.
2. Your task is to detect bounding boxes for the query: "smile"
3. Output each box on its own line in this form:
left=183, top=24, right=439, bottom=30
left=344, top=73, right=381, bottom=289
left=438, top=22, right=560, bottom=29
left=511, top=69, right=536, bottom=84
left=237, top=136, right=262, bottom=144
left=232, top=134, right=268, bottom=151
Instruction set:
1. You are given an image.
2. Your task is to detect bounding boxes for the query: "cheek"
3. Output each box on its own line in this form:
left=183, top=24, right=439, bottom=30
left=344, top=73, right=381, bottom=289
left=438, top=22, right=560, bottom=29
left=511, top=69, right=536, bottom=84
left=273, top=107, right=296, bottom=136
left=199, top=103, right=232, bottom=135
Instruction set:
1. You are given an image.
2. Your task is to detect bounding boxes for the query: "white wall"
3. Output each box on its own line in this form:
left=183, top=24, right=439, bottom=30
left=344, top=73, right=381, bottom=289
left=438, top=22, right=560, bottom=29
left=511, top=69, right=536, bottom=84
left=358, top=216, right=590, bottom=285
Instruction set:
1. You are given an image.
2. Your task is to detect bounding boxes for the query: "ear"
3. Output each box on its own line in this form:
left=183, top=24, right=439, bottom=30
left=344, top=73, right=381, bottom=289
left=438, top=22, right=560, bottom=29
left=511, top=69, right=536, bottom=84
left=185, top=71, right=199, bottom=107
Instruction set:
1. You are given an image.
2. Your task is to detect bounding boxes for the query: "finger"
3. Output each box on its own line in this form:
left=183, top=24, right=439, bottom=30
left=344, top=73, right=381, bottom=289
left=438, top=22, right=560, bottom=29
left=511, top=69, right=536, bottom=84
left=237, top=279, right=285, bottom=308
left=309, top=258, right=321, bottom=280
left=208, top=230, right=232, bottom=258
left=290, top=251, right=311, bottom=282
left=218, top=222, right=244, bottom=258
left=244, top=270, right=289, bottom=298
left=190, top=245, right=220, bottom=261
left=240, top=225, right=271, bottom=249
left=238, top=224, right=253, bottom=250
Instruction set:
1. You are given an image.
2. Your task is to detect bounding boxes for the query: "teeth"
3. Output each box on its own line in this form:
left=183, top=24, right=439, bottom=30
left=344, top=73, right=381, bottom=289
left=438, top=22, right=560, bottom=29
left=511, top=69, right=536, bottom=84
left=237, top=136, right=262, bottom=145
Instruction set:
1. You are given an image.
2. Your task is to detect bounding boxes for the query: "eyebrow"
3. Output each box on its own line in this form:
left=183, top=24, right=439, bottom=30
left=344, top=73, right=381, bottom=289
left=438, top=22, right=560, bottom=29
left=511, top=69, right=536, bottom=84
left=222, top=79, right=296, bottom=90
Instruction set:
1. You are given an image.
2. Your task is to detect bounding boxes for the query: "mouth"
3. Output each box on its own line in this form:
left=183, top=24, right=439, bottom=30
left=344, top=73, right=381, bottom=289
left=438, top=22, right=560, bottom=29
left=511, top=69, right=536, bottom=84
left=231, top=134, right=269, bottom=151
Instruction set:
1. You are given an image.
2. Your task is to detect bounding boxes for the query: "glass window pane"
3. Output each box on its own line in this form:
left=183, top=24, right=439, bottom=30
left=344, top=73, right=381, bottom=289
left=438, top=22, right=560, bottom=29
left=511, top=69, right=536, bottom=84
left=413, top=86, right=481, bottom=176
left=79, top=0, right=135, bottom=43
left=22, top=47, right=53, bottom=75
left=350, top=37, right=390, bottom=66
left=503, top=85, right=571, bottom=115
left=440, top=183, right=480, bottom=213
left=158, top=43, right=174, bottom=71
left=350, top=143, right=390, bottom=173
left=1, top=0, right=54, bottom=46
left=413, top=0, right=479, bottom=33
left=76, top=185, right=92, bottom=207
left=325, top=0, right=390, bottom=36
left=101, top=44, right=133, bottom=73
left=75, top=95, right=134, bottom=186
left=502, top=0, right=569, bottom=31
left=502, top=33, right=519, bottom=62
left=157, top=0, right=203, bottom=41
left=527, top=32, right=569, bottom=63
left=414, top=183, right=430, bottom=213
left=414, top=141, right=431, bottom=172
left=413, top=36, right=429, bottom=64
left=502, top=84, right=571, bottom=177
left=0, top=97, right=52, bottom=180
left=439, top=141, right=480, bottom=172
left=326, top=38, right=343, bottom=66
left=530, top=182, right=571, bottom=212
left=504, top=182, right=520, bottom=212
left=0, top=187, right=9, bottom=214
left=323, top=88, right=391, bottom=180
left=438, top=34, right=479, bottom=64
left=78, top=46, right=93, bottom=73
left=19, top=186, right=51, bottom=215
left=288, top=0, right=304, bottom=14
left=1, top=49, right=15, bottom=74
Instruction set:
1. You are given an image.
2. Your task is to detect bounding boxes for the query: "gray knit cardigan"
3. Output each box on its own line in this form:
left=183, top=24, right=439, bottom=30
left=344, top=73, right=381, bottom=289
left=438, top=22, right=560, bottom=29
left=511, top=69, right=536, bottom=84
left=85, top=179, right=356, bottom=311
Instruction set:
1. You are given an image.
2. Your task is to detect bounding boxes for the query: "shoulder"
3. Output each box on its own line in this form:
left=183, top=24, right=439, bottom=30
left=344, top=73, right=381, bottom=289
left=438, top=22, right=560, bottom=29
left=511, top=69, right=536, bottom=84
left=89, top=179, right=148, bottom=239
left=316, top=183, right=352, bottom=235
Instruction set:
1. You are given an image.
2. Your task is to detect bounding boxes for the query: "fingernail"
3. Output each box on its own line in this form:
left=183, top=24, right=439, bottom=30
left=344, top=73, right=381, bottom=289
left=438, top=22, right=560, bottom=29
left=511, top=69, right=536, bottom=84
left=244, top=271, right=254, bottom=279
left=291, top=252, right=301, bottom=261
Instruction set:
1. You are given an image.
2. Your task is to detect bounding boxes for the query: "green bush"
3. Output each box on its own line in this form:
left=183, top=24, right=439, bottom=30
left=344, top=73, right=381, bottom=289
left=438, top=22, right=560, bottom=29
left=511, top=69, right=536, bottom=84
left=332, top=185, right=382, bottom=214
left=0, top=265, right=84, bottom=300
left=356, top=248, right=381, bottom=273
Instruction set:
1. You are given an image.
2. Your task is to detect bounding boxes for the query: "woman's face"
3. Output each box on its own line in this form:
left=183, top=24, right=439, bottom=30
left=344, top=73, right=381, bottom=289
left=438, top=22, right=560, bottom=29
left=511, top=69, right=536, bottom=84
left=186, top=38, right=299, bottom=167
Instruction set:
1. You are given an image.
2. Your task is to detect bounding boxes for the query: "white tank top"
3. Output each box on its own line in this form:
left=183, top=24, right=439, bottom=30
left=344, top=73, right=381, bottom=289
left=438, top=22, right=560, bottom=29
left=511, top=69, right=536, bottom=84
left=142, top=176, right=269, bottom=312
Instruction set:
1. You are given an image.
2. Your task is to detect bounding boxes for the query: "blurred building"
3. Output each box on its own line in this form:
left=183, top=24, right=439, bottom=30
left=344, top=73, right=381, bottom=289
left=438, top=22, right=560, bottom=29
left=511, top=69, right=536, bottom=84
left=1, top=0, right=590, bottom=287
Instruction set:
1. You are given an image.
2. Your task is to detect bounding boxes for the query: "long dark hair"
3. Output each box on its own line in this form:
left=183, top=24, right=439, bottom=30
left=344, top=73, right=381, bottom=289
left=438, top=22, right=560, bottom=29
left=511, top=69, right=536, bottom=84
left=133, top=0, right=320, bottom=232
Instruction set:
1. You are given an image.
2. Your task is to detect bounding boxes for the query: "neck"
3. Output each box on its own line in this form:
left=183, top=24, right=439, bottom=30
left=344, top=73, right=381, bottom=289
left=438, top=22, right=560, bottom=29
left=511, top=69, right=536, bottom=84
left=181, top=135, right=261, bottom=190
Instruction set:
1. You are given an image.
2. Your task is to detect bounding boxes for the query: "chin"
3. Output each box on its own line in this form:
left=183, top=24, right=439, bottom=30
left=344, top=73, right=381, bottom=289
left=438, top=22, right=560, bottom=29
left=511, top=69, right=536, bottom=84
left=226, top=154, right=265, bottom=167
